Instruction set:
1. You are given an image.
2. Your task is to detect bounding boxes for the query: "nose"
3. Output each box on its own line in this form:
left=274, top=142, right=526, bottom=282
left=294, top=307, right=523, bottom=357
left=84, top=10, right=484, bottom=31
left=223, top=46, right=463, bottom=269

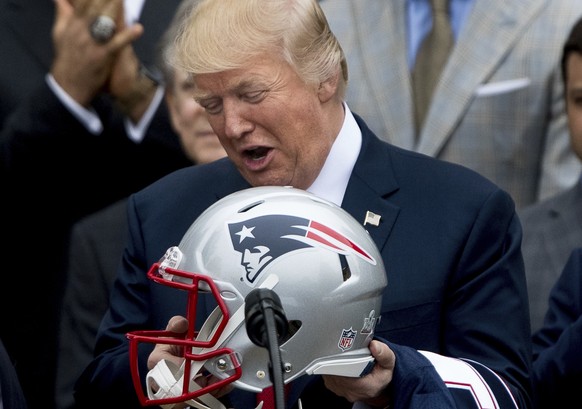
left=222, top=98, right=253, bottom=139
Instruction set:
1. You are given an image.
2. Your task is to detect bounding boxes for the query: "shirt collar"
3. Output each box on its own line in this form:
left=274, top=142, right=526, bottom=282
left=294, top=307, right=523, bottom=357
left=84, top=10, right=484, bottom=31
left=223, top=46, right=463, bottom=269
left=307, top=103, right=362, bottom=206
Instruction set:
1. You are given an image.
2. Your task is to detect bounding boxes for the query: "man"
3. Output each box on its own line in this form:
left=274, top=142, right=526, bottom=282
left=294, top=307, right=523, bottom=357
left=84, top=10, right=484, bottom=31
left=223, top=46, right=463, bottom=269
left=74, top=0, right=532, bottom=408
left=319, top=0, right=582, bottom=209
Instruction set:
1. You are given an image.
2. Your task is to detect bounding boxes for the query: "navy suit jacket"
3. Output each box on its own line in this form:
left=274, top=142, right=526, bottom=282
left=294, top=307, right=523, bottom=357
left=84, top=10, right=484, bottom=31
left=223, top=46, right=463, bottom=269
left=75, top=114, right=532, bottom=408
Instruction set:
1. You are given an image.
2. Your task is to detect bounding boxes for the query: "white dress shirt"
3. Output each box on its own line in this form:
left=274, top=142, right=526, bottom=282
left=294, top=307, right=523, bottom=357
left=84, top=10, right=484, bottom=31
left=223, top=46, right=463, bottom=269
left=307, top=103, right=361, bottom=206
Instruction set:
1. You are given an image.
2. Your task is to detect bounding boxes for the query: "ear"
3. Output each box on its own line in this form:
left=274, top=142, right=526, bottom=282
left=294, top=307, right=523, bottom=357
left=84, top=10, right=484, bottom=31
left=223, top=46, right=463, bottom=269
left=317, top=70, right=340, bottom=103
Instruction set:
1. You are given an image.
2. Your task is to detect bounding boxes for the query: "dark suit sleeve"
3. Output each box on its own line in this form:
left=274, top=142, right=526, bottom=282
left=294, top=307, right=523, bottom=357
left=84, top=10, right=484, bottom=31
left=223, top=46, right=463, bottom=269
left=351, top=341, right=519, bottom=409
left=0, top=81, right=191, bottom=221
left=424, top=192, right=530, bottom=408
left=531, top=248, right=582, bottom=408
left=441, top=188, right=531, bottom=408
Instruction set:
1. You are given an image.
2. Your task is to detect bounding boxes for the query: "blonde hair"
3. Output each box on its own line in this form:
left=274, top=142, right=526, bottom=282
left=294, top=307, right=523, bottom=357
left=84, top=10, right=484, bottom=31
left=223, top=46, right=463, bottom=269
left=156, top=0, right=198, bottom=87
left=169, top=0, right=347, bottom=97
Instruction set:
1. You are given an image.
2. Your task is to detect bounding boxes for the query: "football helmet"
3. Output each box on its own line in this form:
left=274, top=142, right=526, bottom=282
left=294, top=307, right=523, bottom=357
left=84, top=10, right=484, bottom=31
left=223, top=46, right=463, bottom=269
left=127, top=186, right=387, bottom=407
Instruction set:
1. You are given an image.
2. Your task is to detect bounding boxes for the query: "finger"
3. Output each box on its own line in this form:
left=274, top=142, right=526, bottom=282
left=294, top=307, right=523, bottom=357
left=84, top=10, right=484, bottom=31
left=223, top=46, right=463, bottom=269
left=53, top=0, right=74, bottom=35
left=54, top=0, right=73, bottom=19
left=166, top=315, right=189, bottom=333
left=105, top=23, right=143, bottom=51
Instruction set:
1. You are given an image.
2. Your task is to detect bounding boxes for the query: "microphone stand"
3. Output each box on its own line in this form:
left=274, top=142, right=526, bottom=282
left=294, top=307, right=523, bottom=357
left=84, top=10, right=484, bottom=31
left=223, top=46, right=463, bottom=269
left=245, top=288, right=289, bottom=409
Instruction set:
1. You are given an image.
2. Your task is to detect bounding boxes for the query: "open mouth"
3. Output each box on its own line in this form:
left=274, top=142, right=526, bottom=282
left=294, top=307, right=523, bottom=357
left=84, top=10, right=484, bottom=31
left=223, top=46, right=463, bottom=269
left=245, top=147, right=271, bottom=161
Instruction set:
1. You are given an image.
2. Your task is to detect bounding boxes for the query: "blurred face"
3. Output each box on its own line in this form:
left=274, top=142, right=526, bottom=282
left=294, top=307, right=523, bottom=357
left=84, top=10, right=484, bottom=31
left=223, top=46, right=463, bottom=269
left=565, top=52, right=582, bottom=161
left=191, top=54, right=338, bottom=189
left=166, top=70, right=227, bottom=165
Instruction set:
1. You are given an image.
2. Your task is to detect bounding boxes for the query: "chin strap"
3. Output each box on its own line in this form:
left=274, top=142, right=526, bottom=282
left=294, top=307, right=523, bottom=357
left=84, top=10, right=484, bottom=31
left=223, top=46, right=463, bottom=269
left=146, top=275, right=280, bottom=409
left=148, top=360, right=265, bottom=409
left=147, top=359, right=228, bottom=409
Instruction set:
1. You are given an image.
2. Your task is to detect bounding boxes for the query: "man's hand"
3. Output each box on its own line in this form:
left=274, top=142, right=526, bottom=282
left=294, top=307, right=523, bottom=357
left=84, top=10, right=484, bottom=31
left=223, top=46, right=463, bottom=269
left=146, top=315, right=235, bottom=406
left=50, top=0, right=143, bottom=106
left=108, top=44, right=159, bottom=123
left=147, top=315, right=189, bottom=371
left=323, top=340, right=395, bottom=407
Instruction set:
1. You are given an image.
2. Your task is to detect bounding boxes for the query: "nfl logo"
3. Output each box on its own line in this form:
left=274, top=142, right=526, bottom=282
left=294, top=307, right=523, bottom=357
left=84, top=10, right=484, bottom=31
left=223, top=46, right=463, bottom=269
left=338, top=328, right=357, bottom=351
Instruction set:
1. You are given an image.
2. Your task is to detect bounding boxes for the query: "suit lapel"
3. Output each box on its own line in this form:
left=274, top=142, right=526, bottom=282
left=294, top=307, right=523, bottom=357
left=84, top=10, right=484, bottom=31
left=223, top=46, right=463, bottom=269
left=342, top=117, right=401, bottom=253
left=418, top=0, right=547, bottom=155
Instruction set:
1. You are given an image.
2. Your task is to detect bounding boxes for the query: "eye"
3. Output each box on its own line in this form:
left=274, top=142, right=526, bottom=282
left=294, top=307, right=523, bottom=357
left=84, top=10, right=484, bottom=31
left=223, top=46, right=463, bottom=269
left=242, top=89, right=268, bottom=103
left=198, top=98, right=223, bottom=115
left=181, top=81, right=195, bottom=92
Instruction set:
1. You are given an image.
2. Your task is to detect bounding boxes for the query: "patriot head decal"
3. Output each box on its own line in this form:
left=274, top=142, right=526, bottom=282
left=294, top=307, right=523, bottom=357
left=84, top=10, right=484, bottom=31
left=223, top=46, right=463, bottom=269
left=228, top=214, right=376, bottom=284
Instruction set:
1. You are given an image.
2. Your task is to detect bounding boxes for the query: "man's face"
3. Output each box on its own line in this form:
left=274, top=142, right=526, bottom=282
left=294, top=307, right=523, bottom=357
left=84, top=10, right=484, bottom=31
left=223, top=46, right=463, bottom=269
left=192, top=54, right=335, bottom=189
left=166, top=70, right=227, bottom=165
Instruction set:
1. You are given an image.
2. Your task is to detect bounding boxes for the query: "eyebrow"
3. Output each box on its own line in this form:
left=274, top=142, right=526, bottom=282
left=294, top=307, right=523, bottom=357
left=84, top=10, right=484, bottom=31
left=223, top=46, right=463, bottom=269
left=192, top=78, right=268, bottom=101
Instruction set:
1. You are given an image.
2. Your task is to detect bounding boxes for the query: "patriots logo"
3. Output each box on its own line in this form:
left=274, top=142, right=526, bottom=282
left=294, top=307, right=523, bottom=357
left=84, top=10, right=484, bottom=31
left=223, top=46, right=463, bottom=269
left=228, top=215, right=376, bottom=284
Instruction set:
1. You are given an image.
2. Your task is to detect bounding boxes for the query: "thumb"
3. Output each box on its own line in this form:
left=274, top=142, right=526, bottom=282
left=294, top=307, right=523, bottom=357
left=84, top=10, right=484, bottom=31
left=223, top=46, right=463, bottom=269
left=166, top=315, right=189, bottom=334
left=370, top=340, right=396, bottom=370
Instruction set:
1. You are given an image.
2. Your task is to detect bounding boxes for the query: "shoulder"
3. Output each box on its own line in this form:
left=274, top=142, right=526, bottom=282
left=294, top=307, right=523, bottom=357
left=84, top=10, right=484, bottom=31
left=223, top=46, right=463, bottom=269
left=135, top=158, right=242, bottom=199
left=366, top=128, right=503, bottom=197
left=558, top=248, right=582, bottom=289
left=128, top=158, right=249, bottom=233
left=356, top=113, right=512, bottom=212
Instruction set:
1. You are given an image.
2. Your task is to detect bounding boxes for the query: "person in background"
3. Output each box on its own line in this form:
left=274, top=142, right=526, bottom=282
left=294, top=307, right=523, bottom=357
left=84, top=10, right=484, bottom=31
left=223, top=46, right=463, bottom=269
left=319, top=0, right=582, bottom=209
left=54, top=2, right=226, bottom=406
left=0, top=1, right=186, bottom=408
left=531, top=247, right=582, bottom=408
left=519, top=16, right=582, bottom=333
left=74, top=0, right=532, bottom=408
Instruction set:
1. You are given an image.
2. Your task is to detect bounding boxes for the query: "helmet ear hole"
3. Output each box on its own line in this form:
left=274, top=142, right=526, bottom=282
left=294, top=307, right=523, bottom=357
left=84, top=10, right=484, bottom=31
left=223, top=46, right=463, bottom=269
left=280, top=320, right=302, bottom=344
left=339, top=254, right=352, bottom=281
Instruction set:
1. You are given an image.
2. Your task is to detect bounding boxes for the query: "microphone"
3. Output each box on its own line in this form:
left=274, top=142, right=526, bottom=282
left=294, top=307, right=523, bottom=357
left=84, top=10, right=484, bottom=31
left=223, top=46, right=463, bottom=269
left=245, top=288, right=289, bottom=347
left=245, top=288, right=289, bottom=409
